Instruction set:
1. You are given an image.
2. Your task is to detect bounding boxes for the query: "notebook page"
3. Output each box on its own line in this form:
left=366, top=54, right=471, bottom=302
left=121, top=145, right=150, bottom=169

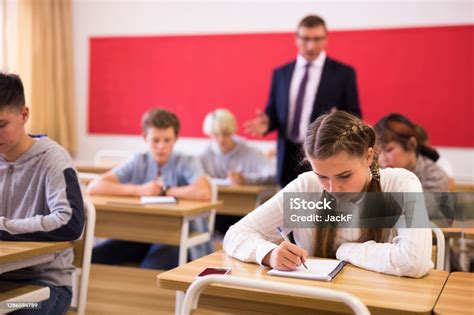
left=267, top=258, right=344, bottom=281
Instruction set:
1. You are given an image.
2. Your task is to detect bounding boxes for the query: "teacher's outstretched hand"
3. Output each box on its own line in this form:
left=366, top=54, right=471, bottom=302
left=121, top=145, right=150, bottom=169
left=244, top=109, right=270, bottom=136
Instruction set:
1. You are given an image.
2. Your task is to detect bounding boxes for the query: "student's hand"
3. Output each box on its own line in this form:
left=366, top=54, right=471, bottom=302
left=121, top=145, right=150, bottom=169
left=228, top=171, right=244, bottom=185
left=263, top=241, right=308, bottom=271
left=136, top=181, right=163, bottom=196
left=244, top=110, right=270, bottom=136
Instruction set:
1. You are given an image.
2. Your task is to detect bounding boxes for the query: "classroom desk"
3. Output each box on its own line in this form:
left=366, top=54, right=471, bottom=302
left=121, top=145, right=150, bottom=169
left=442, top=227, right=474, bottom=239
left=453, top=181, right=474, bottom=192
left=441, top=220, right=474, bottom=272
left=91, top=195, right=222, bottom=265
left=157, top=250, right=449, bottom=315
left=0, top=241, right=73, bottom=274
left=434, top=272, right=474, bottom=315
left=216, top=185, right=277, bottom=216
left=441, top=219, right=474, bottom=238
left=73, top=161, right=117, bottom=174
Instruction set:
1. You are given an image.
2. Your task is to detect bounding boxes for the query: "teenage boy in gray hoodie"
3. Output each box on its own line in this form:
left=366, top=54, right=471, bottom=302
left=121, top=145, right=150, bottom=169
left=0, top=73, right=85, bottom=315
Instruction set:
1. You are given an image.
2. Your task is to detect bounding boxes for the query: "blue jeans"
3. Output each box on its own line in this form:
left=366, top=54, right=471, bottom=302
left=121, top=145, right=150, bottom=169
left=92, top=240, right=180, bottom=269
left=11, top=280, right=72, bottom=315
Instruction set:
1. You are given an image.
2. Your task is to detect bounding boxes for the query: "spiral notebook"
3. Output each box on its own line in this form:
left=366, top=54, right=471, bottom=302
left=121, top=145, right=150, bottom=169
left=267, top=259, right=345, bottom=282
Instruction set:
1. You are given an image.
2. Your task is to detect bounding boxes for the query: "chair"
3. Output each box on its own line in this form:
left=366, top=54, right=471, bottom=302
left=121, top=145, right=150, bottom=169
left=77, top=172, right=99, bottom=192
left=431, top=224, right=445, bottom=270
left=175, top=177, right=217, bottom=314
left=207, top=176, right=217, bottom=237
left=93, top=149, right=133, bottom=164
left=178, top=176, right=217, bottom=265
left=70, top=198, right=96, bottom=315
left=181, top=275, right=370, bottom=315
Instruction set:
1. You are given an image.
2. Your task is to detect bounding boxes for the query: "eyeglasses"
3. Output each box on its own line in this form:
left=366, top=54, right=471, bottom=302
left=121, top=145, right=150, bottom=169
left=297, top=35, right=327, bottom=43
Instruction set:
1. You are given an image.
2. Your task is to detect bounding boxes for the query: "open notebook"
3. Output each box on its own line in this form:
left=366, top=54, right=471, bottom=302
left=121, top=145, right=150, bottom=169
left=267, top=259, right=345, bottom=282
left=140, top=196, right=177, bottom=205
left=212, top=178, right=232, bottom=187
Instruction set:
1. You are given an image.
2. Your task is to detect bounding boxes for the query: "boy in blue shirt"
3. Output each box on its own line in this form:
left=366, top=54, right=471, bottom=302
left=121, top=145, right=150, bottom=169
left=88, top=108, right=212, bottom=268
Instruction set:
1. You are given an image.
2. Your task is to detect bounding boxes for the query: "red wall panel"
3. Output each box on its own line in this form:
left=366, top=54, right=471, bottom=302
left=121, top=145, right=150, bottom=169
left=89, top=25, right=473, bottom=147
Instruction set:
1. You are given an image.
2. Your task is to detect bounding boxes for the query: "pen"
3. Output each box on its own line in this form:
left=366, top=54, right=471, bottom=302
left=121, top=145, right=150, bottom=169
left=156, top=168, right=164, bottom=186
left=277, top=227, right=308, bottom=270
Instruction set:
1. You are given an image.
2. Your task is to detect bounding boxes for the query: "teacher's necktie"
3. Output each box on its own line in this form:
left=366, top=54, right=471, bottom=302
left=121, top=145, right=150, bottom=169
left=290, top=62, right=312, bottom=141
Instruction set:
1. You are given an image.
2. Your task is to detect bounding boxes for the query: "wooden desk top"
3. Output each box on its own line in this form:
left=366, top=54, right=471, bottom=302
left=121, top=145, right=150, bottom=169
left=434, top=272, right=474, bottom=315
left=218, top=184, right=277, bottom=195
left=91, top=195, right=222, bottom=217
left=442, top=220, right=474, bottom=238
left=158, top=251, right=449, bottom=315
left=442, top=227, right=474, bottom=238
left=0, top=241, right=73, bottom=265
left=74, top=161, right=117, bottom=174
left=453, top=181, right=474, bottom=192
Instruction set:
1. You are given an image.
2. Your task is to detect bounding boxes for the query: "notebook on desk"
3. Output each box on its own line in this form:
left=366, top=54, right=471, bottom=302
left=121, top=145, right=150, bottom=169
left=267, top=259, right=345, bottom=282
left=212, top=178, right=232, bottom=187
left=140, top=196, right=177, bottom=205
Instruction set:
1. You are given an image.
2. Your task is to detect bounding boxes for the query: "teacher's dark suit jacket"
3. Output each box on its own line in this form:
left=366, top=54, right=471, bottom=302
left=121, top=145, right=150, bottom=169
left=265, top=56, right=361, bottom=186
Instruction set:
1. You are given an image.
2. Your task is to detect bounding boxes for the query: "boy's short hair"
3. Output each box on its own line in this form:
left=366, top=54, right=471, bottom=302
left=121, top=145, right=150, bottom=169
left=0, top=73, right=26, bottom=110
left=141, top=108, right=180, bottom=136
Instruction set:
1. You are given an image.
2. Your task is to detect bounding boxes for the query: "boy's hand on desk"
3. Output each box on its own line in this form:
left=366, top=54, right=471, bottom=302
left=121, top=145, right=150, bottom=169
left=136, top=181, right=163, bottom=196
left=228, top=171, right=244, bottom=185
left=263, top=241, right=308, bottom=271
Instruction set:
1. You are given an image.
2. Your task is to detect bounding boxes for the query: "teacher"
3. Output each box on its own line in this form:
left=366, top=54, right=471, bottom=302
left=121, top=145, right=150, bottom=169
left=245, top=15, right=361, bottom=186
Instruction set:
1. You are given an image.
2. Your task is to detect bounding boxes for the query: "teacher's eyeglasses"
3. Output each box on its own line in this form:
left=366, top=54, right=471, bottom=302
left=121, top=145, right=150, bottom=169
left=297, top=35, right=327, bottom=43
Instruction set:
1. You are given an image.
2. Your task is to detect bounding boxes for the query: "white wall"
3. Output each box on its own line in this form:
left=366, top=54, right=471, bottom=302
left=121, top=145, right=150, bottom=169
left=2, top=0, right=19, bottom=71
left=0, top=1, right=3, bottom=68
left=71, top=0, right=474, bottom=181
